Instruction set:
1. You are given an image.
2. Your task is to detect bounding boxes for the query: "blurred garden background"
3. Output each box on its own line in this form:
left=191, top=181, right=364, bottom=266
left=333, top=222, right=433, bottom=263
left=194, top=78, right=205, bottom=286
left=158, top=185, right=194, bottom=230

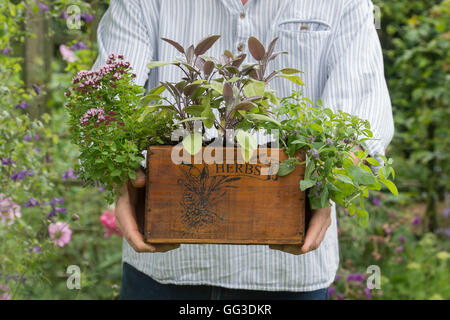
left=0, top=0, right=449, bottom=300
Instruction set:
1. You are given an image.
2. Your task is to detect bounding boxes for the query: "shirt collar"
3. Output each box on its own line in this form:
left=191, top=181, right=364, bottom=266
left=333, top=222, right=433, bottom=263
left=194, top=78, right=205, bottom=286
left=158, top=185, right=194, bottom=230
left=220, top=0, right=251, bottom=13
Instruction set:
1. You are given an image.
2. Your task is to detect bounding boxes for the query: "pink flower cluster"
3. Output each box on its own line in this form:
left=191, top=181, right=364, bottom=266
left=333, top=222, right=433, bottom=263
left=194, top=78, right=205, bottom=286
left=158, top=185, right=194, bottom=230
left=0, top=284, right=11, bottom=300
left=71, top=54, right=133, bottom=94
left=48, top=222, right=72, bottom=247
left=79, top=107, right=106, bottom=125
left=100, top=209, right=122, bottom=238
left=79, top=108, right=123, bottom=128
left=0, top=194, right=21, bottom=226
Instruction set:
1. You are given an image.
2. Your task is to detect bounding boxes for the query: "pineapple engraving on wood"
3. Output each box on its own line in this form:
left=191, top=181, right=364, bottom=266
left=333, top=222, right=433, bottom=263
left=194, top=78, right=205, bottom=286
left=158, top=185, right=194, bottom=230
left=178, top=164, right=241, bottom=229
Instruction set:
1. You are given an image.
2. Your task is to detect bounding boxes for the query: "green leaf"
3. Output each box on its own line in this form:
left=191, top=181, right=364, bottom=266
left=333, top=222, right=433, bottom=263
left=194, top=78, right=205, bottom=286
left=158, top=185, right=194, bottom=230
left=174, top=117, right=207, bottom=125
left=323, top=107, right=333, bottom=118
left=335, top=173, right=354, bottom=185
left=137, top=110, right=151, bottom=123
left=310, top=122, right=323, bottom=132
left=380, top=178, right=399, bottom=196
left=137, top=105, right=173, bottom=122
left=278, top=74, right=305, bottom=86
left=147, top=84, right=166, bottom=95
left=243, top=80, right=266, bottom=97
left=184, top=105, right=205, bottom=116
left=316, top=98, right=323, bottom=107
left=390, top=167, right=395, bottom=180
left=182, top=133, right=203, bottom=155
left=280, top=68, right=303, bottom=74
left=367, top=181, right=382, bottom=190
left=320, top=186, right=330, bottom=208
left=245, top=113, right=281, bottom=126
left=277, top=158, right=299, bottom=176
left=128, top=170, right=137, bottom=180
left=111, top=169, right=121, bottom=177
left=291, top=140, right=307, bottom=148
left=305, top=160, right=315, bottom=180
left=147, top=61, right=173, bottom=69
left=236, top=130, right=257, bottom=162
left=356, top=209, right=369, bottom=228
left=366, top=157, right=380, bottom=166
left=300, top=179, right=316, bottom=191
left=327, top=182, right=341, bottom=193
left=201, top=105, right=216, bottom=129
left=347, top=165, right=377, bottom=185
left=205, top=82, right=223, bottom=94
left=348, top=203, right=356, bottom=216
left=363, top=129, right=373, bottom=138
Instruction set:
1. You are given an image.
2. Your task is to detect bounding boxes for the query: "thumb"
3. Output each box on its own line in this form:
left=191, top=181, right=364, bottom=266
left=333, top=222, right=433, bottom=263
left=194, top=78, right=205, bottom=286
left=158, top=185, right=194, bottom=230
left=131, top=169, right=146, bottom=188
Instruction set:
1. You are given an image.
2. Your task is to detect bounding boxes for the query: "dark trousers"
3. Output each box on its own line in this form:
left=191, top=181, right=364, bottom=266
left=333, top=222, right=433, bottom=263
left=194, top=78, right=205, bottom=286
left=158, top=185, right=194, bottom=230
left=120, top=262, right=329, bottom=300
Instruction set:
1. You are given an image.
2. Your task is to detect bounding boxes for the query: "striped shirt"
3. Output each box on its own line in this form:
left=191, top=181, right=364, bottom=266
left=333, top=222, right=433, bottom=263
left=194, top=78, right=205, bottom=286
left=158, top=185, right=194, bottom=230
left=93, top=0, right=394, bottom=291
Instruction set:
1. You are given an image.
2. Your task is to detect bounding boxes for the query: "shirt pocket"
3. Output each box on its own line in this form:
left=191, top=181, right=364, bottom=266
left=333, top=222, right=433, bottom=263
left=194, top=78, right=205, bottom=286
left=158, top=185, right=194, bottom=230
left=271, top=18, right=332, bottom=56
left=267, top=19, right=332, bottom=99
left=277, top=19, right=332, bottom=33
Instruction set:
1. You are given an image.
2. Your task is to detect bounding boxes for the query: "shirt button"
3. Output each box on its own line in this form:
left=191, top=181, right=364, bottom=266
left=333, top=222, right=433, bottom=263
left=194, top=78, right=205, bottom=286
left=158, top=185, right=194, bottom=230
left=240, top=11, right=245, bottom=19
left=237, top=42, right=245, bottom=52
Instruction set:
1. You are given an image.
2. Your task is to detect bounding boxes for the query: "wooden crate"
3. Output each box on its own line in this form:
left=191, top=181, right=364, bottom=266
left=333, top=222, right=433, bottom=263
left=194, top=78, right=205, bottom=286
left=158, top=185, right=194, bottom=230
left=143, top=145, right=307, bottom=245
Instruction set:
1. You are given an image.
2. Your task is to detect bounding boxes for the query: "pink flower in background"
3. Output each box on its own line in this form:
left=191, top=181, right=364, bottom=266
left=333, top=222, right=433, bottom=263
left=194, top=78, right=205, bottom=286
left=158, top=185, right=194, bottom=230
left=37, top=2, right=49, bottom=13
left=0, top=284, right=11, bottom=300
left=59, top=45, right=75, bottom=62
left=364, top=288, right=372, bottom=300
left=48, top=222, right=72, bottom=247
left=100, top=209, right=122, bottom=238
left=395, top=246, right=404, bottom=253
left=328, top=287, right=336, bottom=296
left=0, top=195, right=21, bottom=226
left=32, top=84, right=41, bottom=95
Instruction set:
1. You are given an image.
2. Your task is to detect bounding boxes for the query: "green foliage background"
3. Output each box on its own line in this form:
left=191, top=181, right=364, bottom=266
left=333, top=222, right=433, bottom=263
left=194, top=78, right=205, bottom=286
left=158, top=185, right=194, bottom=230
left=0, top=0, right=448, bottom=299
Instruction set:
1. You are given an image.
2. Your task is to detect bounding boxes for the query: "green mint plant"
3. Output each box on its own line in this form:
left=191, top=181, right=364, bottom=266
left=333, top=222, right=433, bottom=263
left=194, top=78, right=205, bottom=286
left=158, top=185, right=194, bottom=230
left=66, top=54, right=174, bottom=203
left=260, top=91, right=398, bottom=226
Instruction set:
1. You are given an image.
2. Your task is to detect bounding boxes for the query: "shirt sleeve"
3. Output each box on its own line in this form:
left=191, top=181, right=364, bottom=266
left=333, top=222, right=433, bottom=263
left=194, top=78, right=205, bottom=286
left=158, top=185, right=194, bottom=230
left=92, top=0, right=158, bottom=87
left=321, top=0, right=394, bottom=159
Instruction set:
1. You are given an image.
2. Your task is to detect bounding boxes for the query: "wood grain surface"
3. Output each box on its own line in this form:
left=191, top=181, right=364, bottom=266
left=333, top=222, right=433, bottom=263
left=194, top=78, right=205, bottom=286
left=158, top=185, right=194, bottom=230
left=143, top=146, right=306, bottom=245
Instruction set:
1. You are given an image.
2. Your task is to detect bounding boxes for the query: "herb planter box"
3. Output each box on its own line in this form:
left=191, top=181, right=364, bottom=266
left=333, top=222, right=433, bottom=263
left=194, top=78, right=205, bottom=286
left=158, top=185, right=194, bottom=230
left=142, top=145, right=307, bottom=245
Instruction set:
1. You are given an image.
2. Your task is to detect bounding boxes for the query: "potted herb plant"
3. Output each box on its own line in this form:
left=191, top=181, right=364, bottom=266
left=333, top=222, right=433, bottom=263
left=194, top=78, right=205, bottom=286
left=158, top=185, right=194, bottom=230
left=66, top=35, right=397, bottom=245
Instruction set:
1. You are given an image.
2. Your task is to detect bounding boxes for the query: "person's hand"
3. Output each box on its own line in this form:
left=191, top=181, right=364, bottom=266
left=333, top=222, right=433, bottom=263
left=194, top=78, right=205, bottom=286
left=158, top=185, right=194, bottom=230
left=269, top=206, right=332, bottom=255
left=115, top=169, right=180, bottom=253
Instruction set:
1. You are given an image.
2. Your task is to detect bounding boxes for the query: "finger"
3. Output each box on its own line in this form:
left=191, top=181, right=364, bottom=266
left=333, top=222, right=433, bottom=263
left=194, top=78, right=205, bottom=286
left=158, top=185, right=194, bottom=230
left=313, top=216, right=332, bottom=249
left=127, top=229, right=156, bottom=253
left=115, top=192, right=155, bottom=253
left=301, top=207, right=331, bottom=254
left=131, top=169, right=146, bottom=188
left=301, top=215, right=323, bottom=254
